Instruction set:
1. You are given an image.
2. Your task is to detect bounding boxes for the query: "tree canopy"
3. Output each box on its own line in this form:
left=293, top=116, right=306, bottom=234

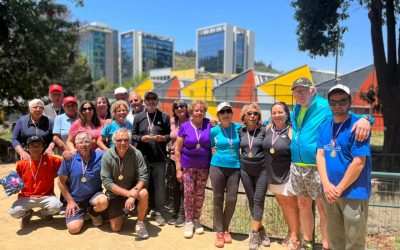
left=0, top=0, right=89, bottom=113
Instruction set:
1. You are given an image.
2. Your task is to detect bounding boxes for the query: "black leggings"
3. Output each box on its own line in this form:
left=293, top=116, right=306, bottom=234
left=209, top=166, right=240, bottom=232
left=240, top=167, right=268, bottom=221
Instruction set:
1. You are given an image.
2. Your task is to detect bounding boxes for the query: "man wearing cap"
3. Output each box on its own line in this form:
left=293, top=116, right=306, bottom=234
left=101, top=128, right=149, bottom=239
left=132, top=90, right=171, bottom=226
left=114, top=87, right=129, bottom=103
left=289, top=77, right=373, bottom=249
left=44, top=84, right=65, bottom=121
left=127, top=92, right=144, bottom=124
left=53, top=96, right=79, bottom=154
left=9, top=135, right=63, bottom=228
left=316, top=84, right=371, bottom=250
left=58, top=132, right=108, bottom=234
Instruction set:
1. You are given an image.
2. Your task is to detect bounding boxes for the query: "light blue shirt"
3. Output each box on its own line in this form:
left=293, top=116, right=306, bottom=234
left=210, top=122, right=241, bottom=169
left=53, top=113, right=78, bottom=143
left=101, top=120, right=133, bottom=148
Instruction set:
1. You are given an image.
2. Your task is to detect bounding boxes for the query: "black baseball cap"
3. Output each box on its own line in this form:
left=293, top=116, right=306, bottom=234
left=27, top=135, right=44, bottom=145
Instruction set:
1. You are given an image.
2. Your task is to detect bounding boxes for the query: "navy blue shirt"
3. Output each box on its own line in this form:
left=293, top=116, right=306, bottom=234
left=11, top=114, right=54, bottom=149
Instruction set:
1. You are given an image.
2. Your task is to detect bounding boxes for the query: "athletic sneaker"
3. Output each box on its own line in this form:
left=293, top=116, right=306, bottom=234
left=155, top=214, right=165, bottom=226
left=183, top=221, right=194, bottom=238
left=135, top=221, right=149, bottom=239
left=223, top=231, right=232, bottom=244
left=20, top=209, right=33, bottom=228
left=193, top=219, right=204, bottom=234
left=215, top=232, right=225, bottom=248
left=175, top=214, right=185, bottom=227
left=259, top=226, right=271, bottom=247
left=167, top=216, right=176, bottom=225
left=248, top=231, right=261, bottom=250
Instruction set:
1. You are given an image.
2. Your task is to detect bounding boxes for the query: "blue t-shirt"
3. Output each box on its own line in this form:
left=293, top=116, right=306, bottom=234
left=317, top=115, right=372, bottom=199
left=210, top=122, right=241, bottom=169
left=58, top=150, right=104, bottom=203
left=53, top=113, right=78, bottom=143
left=101, top=120, right=133, bottom=148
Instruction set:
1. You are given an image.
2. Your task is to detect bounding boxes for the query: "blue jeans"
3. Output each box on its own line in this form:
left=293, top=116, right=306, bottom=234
left=147, top=161, right=166, bottom=215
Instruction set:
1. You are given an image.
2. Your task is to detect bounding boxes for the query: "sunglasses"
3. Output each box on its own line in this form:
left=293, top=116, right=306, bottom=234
left=246, top=112, right=259, bottom=116
left=329, top=99, right=349, bottom=106
left=81, top=107, right=93, bottom=112
left=145, top=97, right=157, bottom=101
left=219, top=109, right=233, bottom=115
left=175, top=105, right=186, bottom=110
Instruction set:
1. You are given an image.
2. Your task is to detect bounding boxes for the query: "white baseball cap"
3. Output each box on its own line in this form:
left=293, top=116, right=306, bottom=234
left=217, top=102, right=232, bottom=112
left=114, top=87, right=128, bottom=95
left=328, top=84, right=351, bottom=96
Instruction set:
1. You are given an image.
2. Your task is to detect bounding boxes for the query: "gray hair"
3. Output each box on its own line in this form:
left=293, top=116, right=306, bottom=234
left=28, top=99, right=44, bottom=109
left=112, top=128, right=131, bottom=143
left=75, top=131, right=92, bottom=144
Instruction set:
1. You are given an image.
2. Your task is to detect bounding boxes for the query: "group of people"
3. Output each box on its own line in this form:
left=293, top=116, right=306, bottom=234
left=8, top=79, right=373, bottom=250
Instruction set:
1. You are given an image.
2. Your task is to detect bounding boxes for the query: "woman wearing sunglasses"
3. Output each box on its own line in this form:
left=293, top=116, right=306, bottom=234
left=65, top=101, right=105, bottom=156
left=264, top=102, right=301, bottom=250
left=167, top=99, right=189, bottom=227
left=210, top=102, right=241, bottom=248
left=238, top=104, right=271, bottom=250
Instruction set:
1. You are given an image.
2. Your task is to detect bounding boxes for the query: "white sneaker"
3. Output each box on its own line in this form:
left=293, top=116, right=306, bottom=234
left=184, top=221, right=194, bottom=238
left=193, top=219, right=204, bottom=234
left=135, top=221, right=149, bottom=239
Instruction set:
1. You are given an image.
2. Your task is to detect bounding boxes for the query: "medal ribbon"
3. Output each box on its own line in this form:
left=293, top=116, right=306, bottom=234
left=81, top=159, right=89, bottom=179
left=29, top=156, right=43, bottom=186
left=190, top=120, right=203, bottom=146
left=221, top=124, right=233, bottom=148
left=330, top=114, right=350, bottom=148
left=271, top=124, right=289, bottom=148
left=146, top=110, right=158, bottom=132
left=246, top=128, right=256, bottom=154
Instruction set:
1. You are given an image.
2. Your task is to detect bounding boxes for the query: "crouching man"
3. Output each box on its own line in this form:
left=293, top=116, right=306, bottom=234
left=58, top=132, right=108, bottom=234
left=317, top=84, right=372, bottom=250
left=101, top=128, right=149, bottom=239
left=9, top=135, right=63, bottom=228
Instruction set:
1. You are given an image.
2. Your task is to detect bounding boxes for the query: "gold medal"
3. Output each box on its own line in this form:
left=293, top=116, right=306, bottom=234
left=81, top=177, right=87, bottom=183
left=248, top=152, right=253, bottom=158
left=270, top=148, right=275, bottom=154
left=118, top=175, right=124, bottom=180
left=330, top=150, right=336, bottom=158
left=196, top=143, right=201, bottom=149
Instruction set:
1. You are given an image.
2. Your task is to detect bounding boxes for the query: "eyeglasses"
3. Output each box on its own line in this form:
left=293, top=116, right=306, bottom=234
left=81, top=107, right=93, bottom=112
left=219, top=109, right=233, bottom=115
left=145, top=97, right=157, bottom=101
left=130, top=99, right=139, bottom=103
left=76, top=140, right=91, bottom=145
left=246, top=112, right=259, bottom=117
left=175, top=105, right=186, bottom=110
left=329, top=99, right=349, bottom=106
left=31, top=106, right=44, bottom=110
left=293, top=88, right=310, bottom=96
left=115, top=138, right=130, bottom=143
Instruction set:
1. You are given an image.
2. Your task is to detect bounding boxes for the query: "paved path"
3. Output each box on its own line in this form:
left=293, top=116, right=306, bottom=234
left=0, top=163, right=286, bottom=250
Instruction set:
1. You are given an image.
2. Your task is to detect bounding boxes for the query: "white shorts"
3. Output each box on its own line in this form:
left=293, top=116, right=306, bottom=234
left=268, top=181, right=295, bottom=196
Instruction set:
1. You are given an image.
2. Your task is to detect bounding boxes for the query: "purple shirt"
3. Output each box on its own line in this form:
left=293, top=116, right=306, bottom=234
left=177, top=118, right=211, bottom=169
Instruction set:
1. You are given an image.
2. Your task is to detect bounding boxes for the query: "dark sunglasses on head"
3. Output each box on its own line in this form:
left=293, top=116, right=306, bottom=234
left=329, top=99, right=349, bottom=106
left=219, top=109, right=233, bottom=114
left=246, top=112, right=259, bottom=116
left=81, top=107, right=93, bottom=112
left=175, top=105, right=186, bottom=110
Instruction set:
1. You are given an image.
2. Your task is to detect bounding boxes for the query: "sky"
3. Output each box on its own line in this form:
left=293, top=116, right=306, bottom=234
left=63, top=0, right=374, bottom=74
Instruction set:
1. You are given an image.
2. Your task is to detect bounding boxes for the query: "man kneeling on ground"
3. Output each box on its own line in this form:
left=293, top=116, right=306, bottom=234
left=101, top=128, right=149, bottom=239
left=9, top=135, right=63, bottom=228
left=58, top=132, right=108, bottom=234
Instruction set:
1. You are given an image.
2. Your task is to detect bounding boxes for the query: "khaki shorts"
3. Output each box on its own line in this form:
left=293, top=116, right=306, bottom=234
left=288, top=162, right=322, bottom=200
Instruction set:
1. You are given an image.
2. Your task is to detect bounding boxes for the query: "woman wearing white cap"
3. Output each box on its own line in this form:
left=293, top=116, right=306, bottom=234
left=209, top=102, right=241, bottom=248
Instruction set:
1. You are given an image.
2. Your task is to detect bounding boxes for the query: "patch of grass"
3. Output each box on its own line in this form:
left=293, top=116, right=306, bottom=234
left=0, top=130, right=12, bottom=141
left=370, top=131, right=383, bottom=148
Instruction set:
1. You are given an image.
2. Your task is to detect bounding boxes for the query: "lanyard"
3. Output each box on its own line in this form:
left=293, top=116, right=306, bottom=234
left=190, top=120, right=203, bottom=147
left=146, top=110, right=157, bottom=130
left=221, top=124, right=233, bottom=148
left=331, top=114, right=350, bottom=147
left=29, top=156, right=43, bottom=185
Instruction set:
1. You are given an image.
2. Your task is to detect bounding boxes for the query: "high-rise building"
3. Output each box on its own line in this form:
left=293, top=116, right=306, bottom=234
left=196, top=23, right=255, bottom=74
left=120, top=30, right=174, bottom=83
left=79, top=22, right=119, bottom=83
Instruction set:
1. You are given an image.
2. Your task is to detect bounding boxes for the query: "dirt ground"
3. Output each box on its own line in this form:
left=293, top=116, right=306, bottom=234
left=0, top=163, right=286, bottom=250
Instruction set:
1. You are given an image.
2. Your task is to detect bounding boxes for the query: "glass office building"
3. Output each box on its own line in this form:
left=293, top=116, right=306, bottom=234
left=79, top=22, right=119, bottom=83
left=196, top=23, right=255, bottom=74
left=120, top=30, right=174, bottom=83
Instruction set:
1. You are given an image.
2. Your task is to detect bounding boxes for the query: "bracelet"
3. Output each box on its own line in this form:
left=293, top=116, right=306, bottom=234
left=363, top=116, right=371, bottom=123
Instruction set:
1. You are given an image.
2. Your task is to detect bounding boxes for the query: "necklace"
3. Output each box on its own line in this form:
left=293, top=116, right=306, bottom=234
left=80, top=157, right=89, bottom=183
left=146, top=110, right=157, bottom=136
left=270, top=124, right=289, bottom=155
left=29, top=156, right=43, bottom=189
left=190, top=119, right=203, bottom=149
left=330, top=114, right=350, bottom=158
left=246, top=127, right=257, bottom=158
left=221, top=124, right=234, bottom=155
left=117, top=156, right=124, bottom=180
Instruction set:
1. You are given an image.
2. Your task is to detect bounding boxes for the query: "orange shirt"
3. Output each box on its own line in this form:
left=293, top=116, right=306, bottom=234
left=16, top=155, right=62, bottom=198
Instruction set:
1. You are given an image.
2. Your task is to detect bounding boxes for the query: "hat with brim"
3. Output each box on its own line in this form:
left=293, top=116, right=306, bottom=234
left=63, top=96, right=78, bottom=105
left=27, top=135, right=44, bottom=145
left=217, top=102, right=232, bottom=112
left=114, top=87, right=128, bottom=95
left=292, top=77, right=313, bottom=90
left=144, top=90, right=158, bottom=99
left=328, top=84, right=351, bottom=97
left=49, top=84, right=63, bottom=93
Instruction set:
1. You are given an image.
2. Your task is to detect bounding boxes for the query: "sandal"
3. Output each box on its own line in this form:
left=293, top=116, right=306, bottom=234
left=281, top=233, right=291, bottom=247
left=286, top=238, right=302, bottom=250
